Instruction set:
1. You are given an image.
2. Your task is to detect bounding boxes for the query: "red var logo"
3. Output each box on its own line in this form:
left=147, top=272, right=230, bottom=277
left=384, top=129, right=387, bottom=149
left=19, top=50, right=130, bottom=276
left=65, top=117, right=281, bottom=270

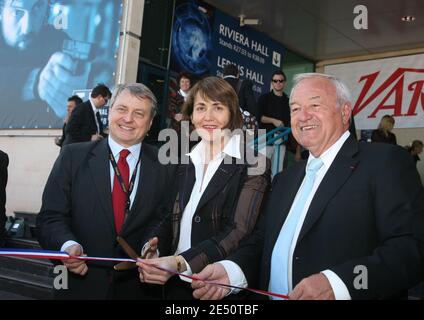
left=352, top=68, right=424, bottom=118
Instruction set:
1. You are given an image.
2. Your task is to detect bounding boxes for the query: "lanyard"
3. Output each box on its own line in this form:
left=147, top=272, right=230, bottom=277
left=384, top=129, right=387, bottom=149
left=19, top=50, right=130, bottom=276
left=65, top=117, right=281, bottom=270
left=108, top=147, right=142, bottom=213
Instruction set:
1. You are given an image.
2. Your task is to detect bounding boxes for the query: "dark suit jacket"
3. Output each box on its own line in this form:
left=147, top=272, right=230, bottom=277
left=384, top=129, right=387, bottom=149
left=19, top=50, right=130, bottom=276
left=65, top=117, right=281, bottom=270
left=55, top=122, right=67, bottom=148
left=63, top=101, right=103, bottom=145
left=224, top=77, right=258, bottom=119
left=0, top=150, right=8, bottom=241
left=230, top=135, right=424, bottom=299
left=36, top=139, right=175, bottom=299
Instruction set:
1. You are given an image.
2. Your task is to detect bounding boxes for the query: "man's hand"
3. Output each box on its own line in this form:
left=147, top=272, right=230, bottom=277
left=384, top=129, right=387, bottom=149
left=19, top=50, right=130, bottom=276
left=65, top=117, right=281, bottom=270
left=137, top=255, right=177, bottom=285
left=273, top=119, right=284, bottom=128
left=91, top=134, right=104, bottom=141
left=62, top=244, right=88, bottom=276
left=38, top=52, right=88, bottom=118
left=192, top=263, right=230, bottom=300
left=289, top=273, right=335, bottom=300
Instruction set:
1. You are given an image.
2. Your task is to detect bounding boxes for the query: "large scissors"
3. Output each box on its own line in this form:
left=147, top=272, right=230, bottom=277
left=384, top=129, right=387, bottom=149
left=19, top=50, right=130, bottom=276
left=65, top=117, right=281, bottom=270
left=113, top=236, right=151, bottom=271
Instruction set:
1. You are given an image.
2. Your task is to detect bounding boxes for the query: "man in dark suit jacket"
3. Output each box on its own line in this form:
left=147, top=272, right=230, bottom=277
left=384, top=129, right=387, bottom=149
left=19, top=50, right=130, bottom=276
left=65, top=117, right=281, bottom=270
left=55, top=95, right=83, bottom=147
left=222, top=63, right=258, bottom=119
left=0, top=149, right=8, bottom=246
left=191, top=73, right=424, bottom=300
left=62, top=84, right=112, bottom=146
left=37, top=83, right=175, bottom=299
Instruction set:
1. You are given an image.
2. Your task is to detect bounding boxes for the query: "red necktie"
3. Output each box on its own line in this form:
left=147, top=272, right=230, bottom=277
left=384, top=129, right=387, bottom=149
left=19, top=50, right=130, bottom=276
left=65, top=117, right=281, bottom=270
left=112, top=149, right=130, bottom=234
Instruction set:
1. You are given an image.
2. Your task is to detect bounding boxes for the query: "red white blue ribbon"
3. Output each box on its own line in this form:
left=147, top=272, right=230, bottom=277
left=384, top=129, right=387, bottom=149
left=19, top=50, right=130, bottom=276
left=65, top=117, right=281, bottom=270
left=0, top=248, right=136, bottom=262
left=0, top=248, right=288, bottom=299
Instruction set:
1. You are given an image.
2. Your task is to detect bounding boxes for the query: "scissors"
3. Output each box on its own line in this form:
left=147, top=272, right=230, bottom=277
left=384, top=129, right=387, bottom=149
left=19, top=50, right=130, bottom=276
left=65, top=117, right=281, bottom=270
left=113, top=236, right=151, bottom=271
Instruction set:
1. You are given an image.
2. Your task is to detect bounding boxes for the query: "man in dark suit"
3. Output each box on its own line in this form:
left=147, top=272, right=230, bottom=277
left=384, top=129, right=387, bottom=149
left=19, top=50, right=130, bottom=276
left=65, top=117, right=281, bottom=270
left=0, top=149, right=8, bottom=246
left=55, top=95, right=83, bottom=148
left=222, top=63, right=258, bottom=119
left=37, top=83, right=174, bottom=299
left=191, top=73, right=424, bottom=300
left=62, top=84, right=111, bottom=146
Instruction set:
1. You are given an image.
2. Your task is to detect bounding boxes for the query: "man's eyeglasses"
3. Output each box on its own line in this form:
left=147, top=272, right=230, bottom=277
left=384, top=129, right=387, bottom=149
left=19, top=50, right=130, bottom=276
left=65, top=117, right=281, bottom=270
left=272, top=79, right=285, bottom=83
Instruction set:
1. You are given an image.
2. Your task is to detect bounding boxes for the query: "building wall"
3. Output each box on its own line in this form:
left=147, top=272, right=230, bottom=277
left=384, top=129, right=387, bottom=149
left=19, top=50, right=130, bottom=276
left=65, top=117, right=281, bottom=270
left=0, top=130, right=60, bottom=216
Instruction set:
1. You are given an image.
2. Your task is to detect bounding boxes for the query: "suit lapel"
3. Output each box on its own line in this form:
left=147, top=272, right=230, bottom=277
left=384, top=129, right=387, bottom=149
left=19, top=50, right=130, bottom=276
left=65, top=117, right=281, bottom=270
left=195, top=156, right=240, bottom=212
left=88, top=139, right=115, bottom=233
left=179, top=163, right=196, bottom=212
left=297, top=136, right=359, bottom=242
left=87, top=102, right=97, bottom=132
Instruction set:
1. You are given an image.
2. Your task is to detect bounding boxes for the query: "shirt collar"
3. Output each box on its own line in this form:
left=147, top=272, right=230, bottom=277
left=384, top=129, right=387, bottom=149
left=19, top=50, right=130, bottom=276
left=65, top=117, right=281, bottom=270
left=187, top=134, right=241, bottom=164
left=108, top=135, right=142, bottom=161
left=307, top=131, right=351, bottom=170
left=89, top=98, right=98, bottom=114
left=178, top=89, right=188, bottom=100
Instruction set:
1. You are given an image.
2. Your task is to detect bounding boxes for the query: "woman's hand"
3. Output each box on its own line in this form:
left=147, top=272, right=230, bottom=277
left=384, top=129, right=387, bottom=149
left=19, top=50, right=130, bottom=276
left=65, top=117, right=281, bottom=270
left=137, top=256, right=178, bottom=285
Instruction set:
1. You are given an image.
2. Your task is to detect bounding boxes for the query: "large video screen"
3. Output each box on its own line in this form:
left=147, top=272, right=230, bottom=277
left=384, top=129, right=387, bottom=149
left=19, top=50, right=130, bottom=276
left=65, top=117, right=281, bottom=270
left=0, top=0, right=122, bottom=129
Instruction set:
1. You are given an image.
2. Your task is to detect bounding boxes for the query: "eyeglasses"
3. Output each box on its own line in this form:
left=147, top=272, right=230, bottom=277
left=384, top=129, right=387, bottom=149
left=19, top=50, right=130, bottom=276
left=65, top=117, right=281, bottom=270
left=272, top=79, right=285, bottom=83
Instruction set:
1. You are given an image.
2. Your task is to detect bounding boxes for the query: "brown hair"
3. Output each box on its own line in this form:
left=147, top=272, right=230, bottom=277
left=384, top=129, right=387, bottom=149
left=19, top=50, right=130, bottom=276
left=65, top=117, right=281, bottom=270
left=182, top=76, right=243, bottom=130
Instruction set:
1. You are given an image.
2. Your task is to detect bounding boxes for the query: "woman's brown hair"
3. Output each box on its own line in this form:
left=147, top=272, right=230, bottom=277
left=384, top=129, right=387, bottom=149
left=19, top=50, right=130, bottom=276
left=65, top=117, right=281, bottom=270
left=182, top=76, right=243, bottom=130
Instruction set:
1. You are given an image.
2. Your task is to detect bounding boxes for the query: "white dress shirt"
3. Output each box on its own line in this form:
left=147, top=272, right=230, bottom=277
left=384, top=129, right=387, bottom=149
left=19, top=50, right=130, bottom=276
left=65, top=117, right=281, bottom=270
left=178, top=89, right=188, bottom=101
left=175, top=134, right=241, bottom=279
left=222, top=131, right=352, bottom=300
left=61, top=136, right=142, bottom=252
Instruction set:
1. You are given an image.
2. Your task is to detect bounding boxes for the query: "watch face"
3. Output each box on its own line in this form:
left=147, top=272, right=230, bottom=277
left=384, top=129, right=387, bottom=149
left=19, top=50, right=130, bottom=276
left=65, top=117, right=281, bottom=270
left=172, top=2, right=212, bottom=75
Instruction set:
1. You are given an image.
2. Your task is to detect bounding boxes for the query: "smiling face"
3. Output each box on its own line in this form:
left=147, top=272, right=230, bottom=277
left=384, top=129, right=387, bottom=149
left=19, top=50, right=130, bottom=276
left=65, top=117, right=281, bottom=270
left=191, top=92, right=231, bottom=144
left=179, top=76, right=191, bottom=93
left=290, top=77, right=351, bottom=157
left=1, top=0, right=48, bottom=50
left=271, top=74, right=286, bottom=94
left=108, top=89, right=153, bottom=147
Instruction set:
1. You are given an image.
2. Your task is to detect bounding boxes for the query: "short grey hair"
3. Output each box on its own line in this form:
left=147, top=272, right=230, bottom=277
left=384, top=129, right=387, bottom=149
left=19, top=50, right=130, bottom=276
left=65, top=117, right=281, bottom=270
left=110, top=83, right=158, bottom=118
left=290, top=73, right=352, bottom=108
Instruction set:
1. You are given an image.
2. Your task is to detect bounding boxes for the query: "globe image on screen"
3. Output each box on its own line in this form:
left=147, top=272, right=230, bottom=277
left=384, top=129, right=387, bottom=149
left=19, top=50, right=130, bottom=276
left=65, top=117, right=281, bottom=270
left=172, top=3, right=211, bottom=75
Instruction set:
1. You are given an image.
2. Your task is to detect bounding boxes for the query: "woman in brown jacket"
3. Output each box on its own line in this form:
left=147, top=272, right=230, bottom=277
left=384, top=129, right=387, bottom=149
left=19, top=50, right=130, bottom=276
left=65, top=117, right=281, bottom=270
left=137, top=76, right=270, bottom=299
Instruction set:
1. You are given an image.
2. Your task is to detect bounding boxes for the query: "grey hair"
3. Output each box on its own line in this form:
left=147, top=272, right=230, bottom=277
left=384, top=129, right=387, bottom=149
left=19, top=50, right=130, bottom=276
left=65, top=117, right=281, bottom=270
left=290, top=73, right=352, bottom=108
left=110, top=83, right=158, bottom=118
